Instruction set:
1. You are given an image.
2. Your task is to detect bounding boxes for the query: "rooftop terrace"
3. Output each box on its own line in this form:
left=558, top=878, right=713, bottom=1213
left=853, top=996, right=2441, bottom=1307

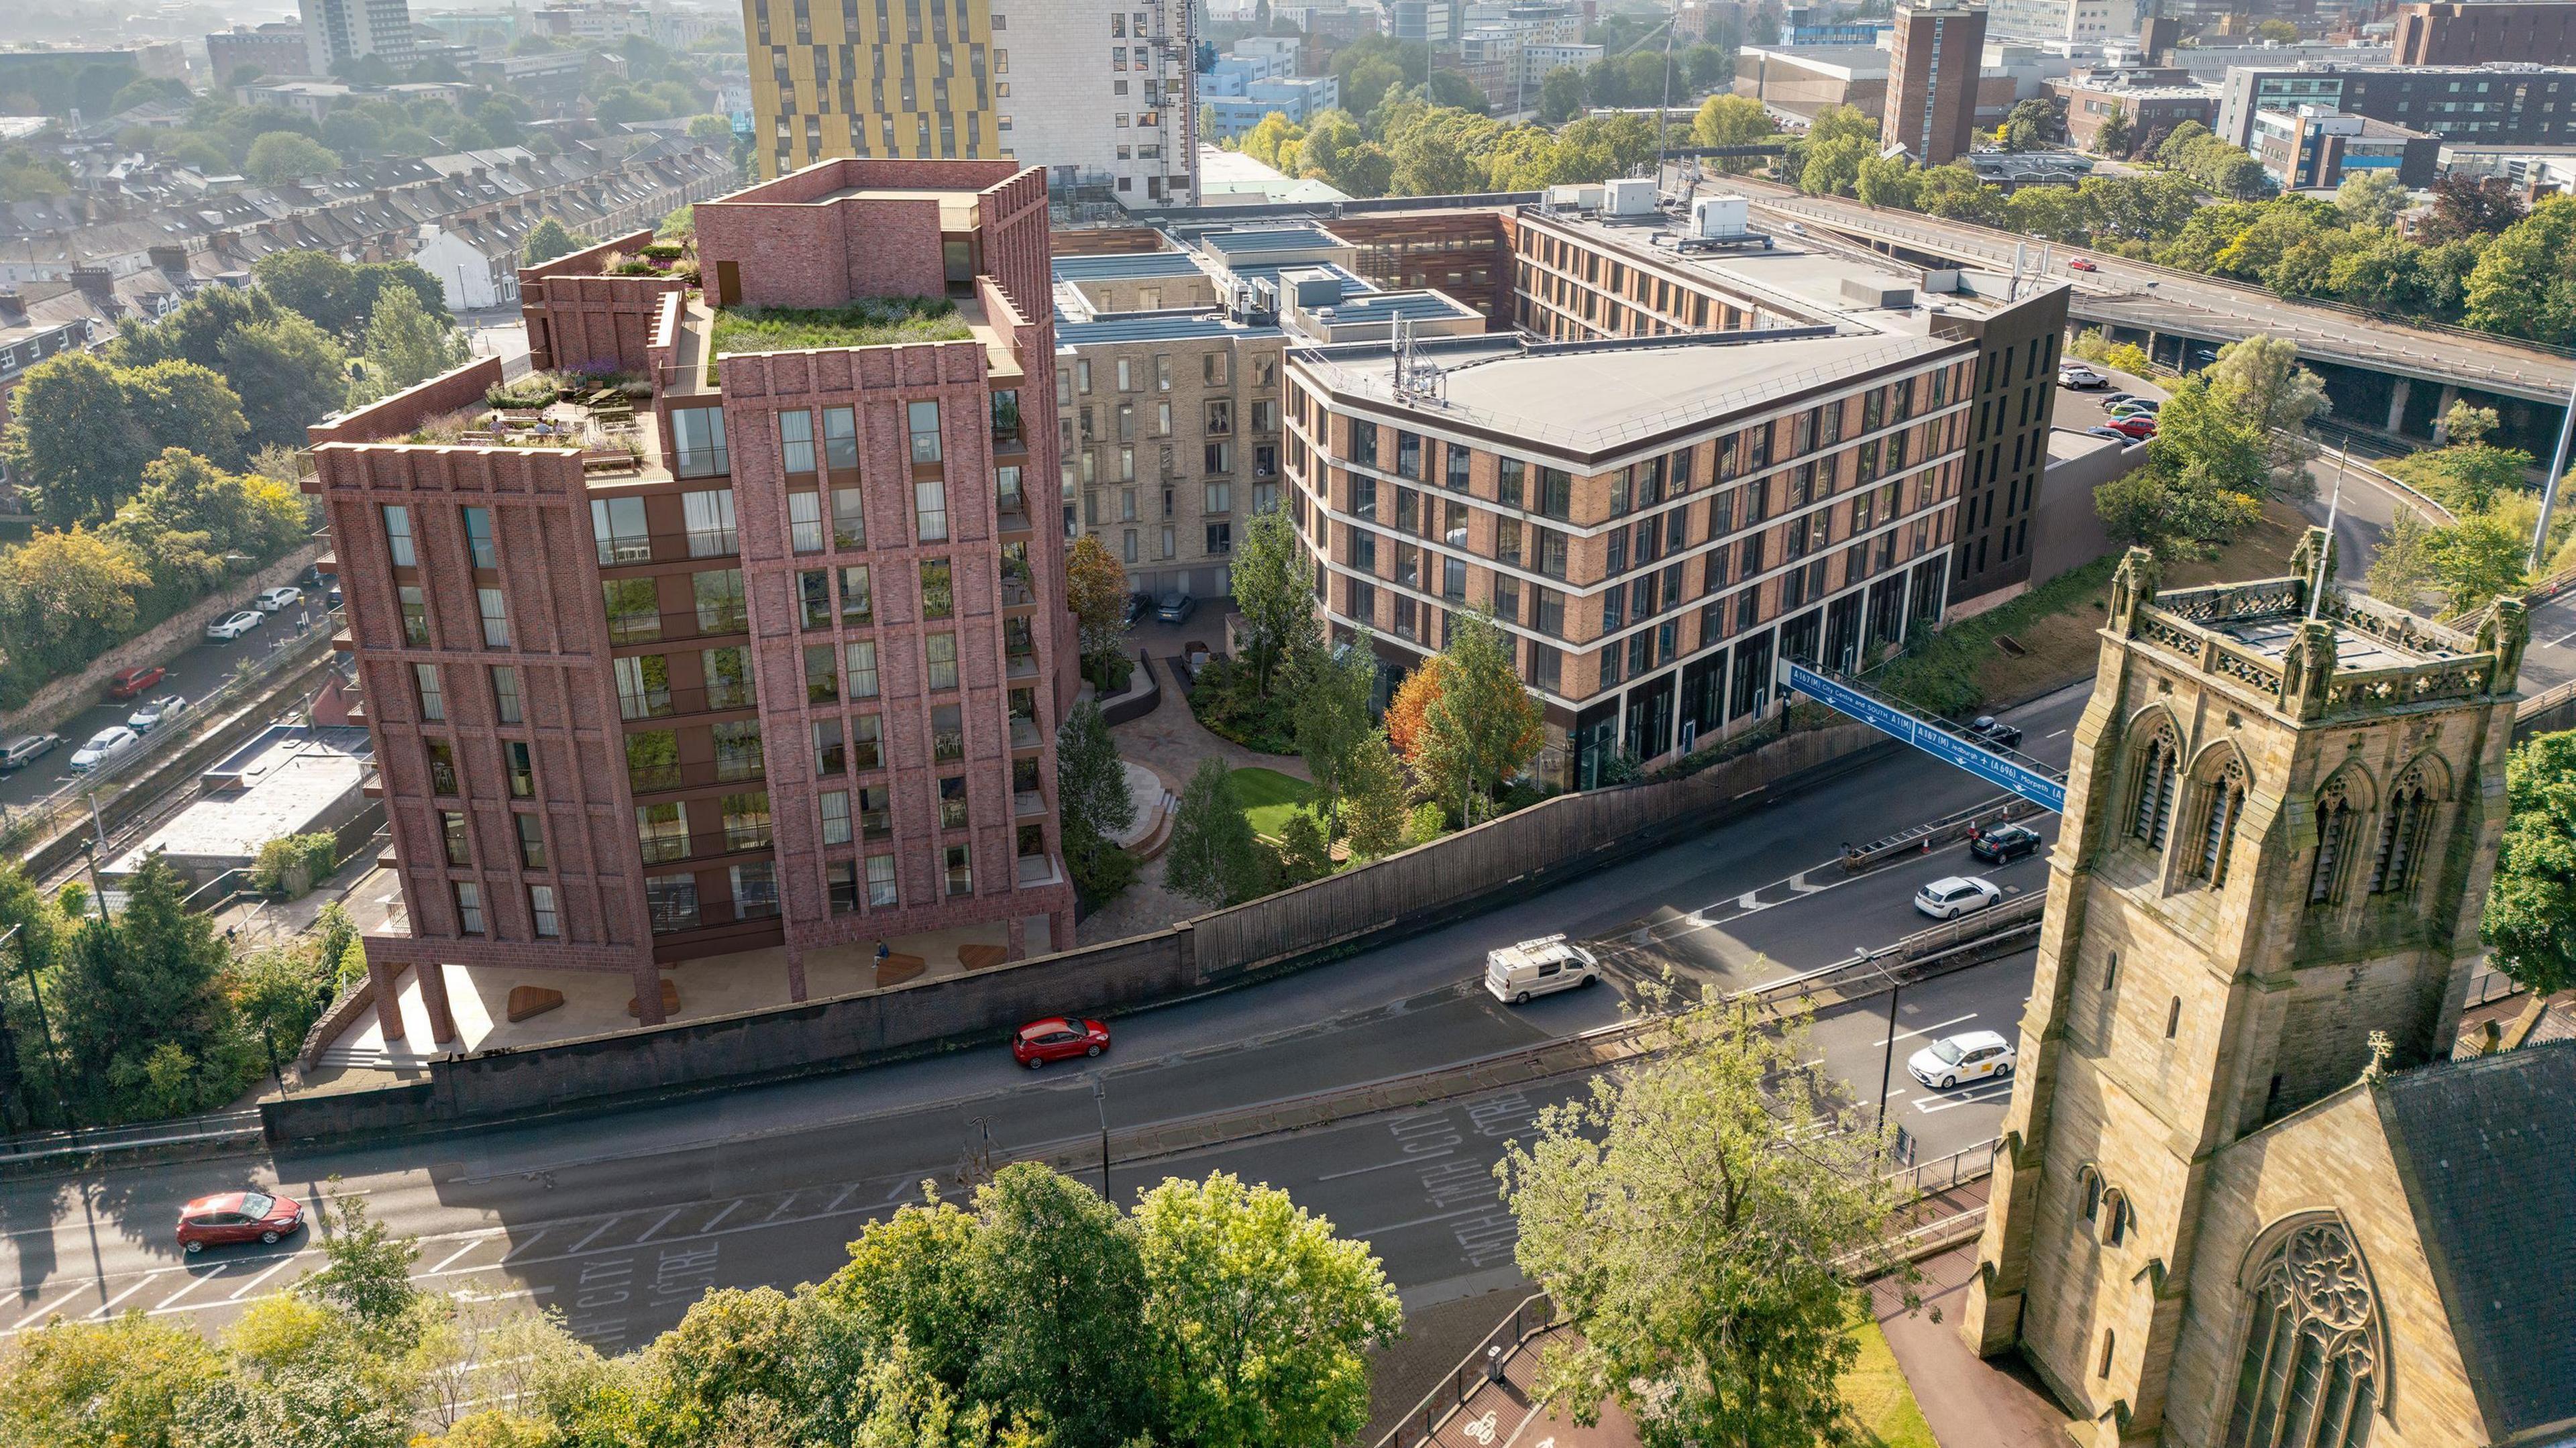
left=706, top=296, right=975, bottom=382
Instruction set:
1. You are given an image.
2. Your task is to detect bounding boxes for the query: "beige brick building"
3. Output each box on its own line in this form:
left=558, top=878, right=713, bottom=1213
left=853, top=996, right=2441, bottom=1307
left=1962, top=539, right=2576, bottom=1446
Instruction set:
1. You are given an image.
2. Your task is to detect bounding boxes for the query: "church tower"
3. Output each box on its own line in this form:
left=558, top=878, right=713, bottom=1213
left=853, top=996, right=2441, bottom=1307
left=1960, top=535, right=2530, bottom=1443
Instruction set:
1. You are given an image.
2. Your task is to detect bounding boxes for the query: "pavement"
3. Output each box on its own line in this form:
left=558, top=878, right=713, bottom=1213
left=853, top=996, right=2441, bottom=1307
left=1873, top=1242, right=2074, bottom=1447
left=0, top=683, right=2088, bottom=1361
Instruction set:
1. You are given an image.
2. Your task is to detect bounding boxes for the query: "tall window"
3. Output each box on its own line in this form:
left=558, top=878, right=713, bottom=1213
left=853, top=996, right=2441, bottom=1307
left=452, top=882, right=484, bottom=935
left=694, top=569, right=745, bottom=632
left=673, top=407, right=728, bottom=476
left=684, top=489, right=737, bottom=556
left=2221, top=1223, right=2378, bottom=1448
left=2369, top=771, right=2432, bottom=896
left=824, top=406, right=858, bottom=470
left=790, top=492, right=824, bottom=553
left=637, top=801, right=690, bottom=863
left=516, top=814, right=547, bottom=869
left=846, top=640, right=880, bottom=698
left=398, top=586, right=429, bottom=645
left=529, top=885, right=559, bottom=938
left=414, top=663, right=444, bottom=721
left=2132, top=732, right=2180, bottom=850
left=490, top=666, right=521, bottom=724
left=867, top=852, right=899, bottom=907
left=2308, top=785, right=2353, bottom=905
left=779, top=410, right=816, bottom=473
left=460, top=506, right=495, bottom=569
left=908, top=400, right=943, bottom=463
left=926, top=632, right=957, bottom=691
left=382, top=505, right=415, bottom=567
left=916, top=478, right=949, bottom=541
left=2195, top=761, right=2247, bottom=885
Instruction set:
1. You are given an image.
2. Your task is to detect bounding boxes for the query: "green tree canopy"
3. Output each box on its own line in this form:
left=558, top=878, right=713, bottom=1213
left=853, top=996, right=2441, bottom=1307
left=1230, top=507, right=1317, bottom=695
left=2487, top=730, right=2576, bottom=997
left=1056, top=700, right=1138, bottom=904
left=1417, top=610, right=1543, bottom=824
left=351, top=283, right=469, bottom=402
left=1292, top=636, right=1379, bottom=834
left=244, top=130, right=341, bottom=183
left=1165, top=757, right=1269, bottom=907
left=521, top=217, right=590, bottom=265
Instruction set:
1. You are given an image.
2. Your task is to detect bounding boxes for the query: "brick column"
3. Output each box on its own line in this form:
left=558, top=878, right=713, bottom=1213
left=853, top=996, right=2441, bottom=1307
left=786, top=946, right=808, bottom=1002
left=633, top=962, right=668, bottom=1025
left=1048, top=906, right=1075, bottom=954
left=1006, top=913, right=1027, bottom=961
left=368, top=956, right=407, bottom=1041
left=417, top=960, right=458, bottom=1045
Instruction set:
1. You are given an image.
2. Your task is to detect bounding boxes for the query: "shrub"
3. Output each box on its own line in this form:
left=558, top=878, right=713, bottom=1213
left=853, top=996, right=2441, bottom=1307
left=1186, top=657, right=1299, bottom=755
left=1405, top=801, right=1449, bottom=846
left=1085, top=650, right=1136, bottom=696
left=250, top=832, right=339, bottom=899
left=484, top=374, right=557, bottom=409
left=638, top=243, right=688, bottom=260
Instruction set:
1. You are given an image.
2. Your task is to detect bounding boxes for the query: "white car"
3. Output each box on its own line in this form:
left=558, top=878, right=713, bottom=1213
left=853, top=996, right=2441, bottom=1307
left=68, top=726, right=138, bottom=773
left=207, top=610, right=264, bottom=641
left=255, top=586, right=303, bottom=612
left=1913, top=875, right=2002, bottom=920
left=127, top=695, right=189, bottom=732
left=2058, top=364, right=2106, bottom=389
left=1909, top=1029, right=2017, bottom=1091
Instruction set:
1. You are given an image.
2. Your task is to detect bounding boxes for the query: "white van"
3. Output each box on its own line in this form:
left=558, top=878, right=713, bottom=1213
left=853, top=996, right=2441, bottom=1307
left=1484, top=934, right=1600, bottom=1004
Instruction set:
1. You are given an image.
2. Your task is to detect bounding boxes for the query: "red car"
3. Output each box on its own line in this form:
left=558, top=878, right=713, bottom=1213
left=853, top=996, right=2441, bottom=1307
left=176, top=1190, right=303, bottom=1253
left=1011, top=1016, right=1110, bottom=1070
left=2108, top=416, right=2157, bottom=440
left=107, top=665, right=166, bottom=701
left=2068, top=258, right=2100, bottom=272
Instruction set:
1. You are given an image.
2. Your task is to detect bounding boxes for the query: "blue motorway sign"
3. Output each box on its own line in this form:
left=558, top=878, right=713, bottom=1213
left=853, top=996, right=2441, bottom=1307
left=1781, top=661, right=2067, bottom=813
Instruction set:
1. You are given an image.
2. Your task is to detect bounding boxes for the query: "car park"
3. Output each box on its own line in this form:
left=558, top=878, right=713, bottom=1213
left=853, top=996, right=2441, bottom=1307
left=1907, top=1030, right=2016, bottom=1091
left=176, top=1190, right=304, bottom=1253
left=1970, top=822, right=2046, bottom=864
left=0, top=734, right=60, bottom=772
left=2057, top=364, right=2106, bottom=389
left=2107, top=416, right=2158, bottom=441
left=1155, top=590, right=1196, bottom=624
left=69, top=726, right=138, bottom=773
left=255, top=586, right=303, bottom=612
left=207, top=610, right=264, bottom=641
left=1011, top=1016, right=1110, bottom=1069
left=127, top=696, right=189, bottom=733
left=106, top=665, right=166, bottom=700
left=1913, top=875, right=2002, bottom=920
left=1966, top=715, right=2023, bottom=749
left=2107, top=400, right=2160, bottom=419
left=1484, top=934, right=1601, bottom=1003
left=2084, top=426, right=2131, bottom=443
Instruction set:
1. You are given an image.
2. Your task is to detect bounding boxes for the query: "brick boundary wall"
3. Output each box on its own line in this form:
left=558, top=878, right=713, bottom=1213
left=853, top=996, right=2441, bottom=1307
left=0, top=545, right=321, bottom=739
left=262, top=718, right=1891, bottom=1146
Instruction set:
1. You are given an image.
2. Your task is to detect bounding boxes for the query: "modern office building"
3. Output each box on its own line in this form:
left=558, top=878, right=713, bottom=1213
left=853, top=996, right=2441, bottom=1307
left=299, top=0, right=418, bottom=74
left=2250, top=103, right=2440, bottom=188
left=206, top=23, right=311, bottom=83
left=2051, top=65, right=2220, bottom=151
left=1886, top=0, right=1992, bottom=165
left=1985, top=0, right=2119, bottom=45
left=1733, top=44, right=1894, bottom=122
left=1199, top=52, right=1340, bottom=142
left=313, top=158, right=1075, bottom=1042
left=2216, top=60, right=2576, bottom=150
left=743, top=0, right=1199, bottom=209
left=2392, top=0, right=2576, bottom=66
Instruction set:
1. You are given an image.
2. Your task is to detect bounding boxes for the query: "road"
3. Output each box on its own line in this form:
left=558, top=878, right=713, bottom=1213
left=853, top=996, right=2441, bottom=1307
left=1701, top=176, right=2576, bottom=406
left=0, top=684, right=2088, bottom=1353
left=0, top=596, right=331, bottom=815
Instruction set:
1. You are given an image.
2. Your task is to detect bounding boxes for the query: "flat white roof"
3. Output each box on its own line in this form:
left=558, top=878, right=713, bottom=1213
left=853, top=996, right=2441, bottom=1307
left=111, top=726, right=371, bottom=874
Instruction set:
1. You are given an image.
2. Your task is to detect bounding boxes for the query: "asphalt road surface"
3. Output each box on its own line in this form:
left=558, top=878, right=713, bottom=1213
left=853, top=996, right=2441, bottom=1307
left=0, top=684, right=2088, bottom=1354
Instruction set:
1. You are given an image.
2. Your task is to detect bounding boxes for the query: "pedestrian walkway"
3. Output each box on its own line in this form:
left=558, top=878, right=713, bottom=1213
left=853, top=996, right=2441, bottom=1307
left=1873, top=1241, right=2077, bottom=1447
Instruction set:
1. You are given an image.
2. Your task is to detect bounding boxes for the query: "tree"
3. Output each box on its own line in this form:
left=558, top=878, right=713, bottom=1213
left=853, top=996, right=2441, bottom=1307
left=1797, top=133, right=1869, bottom=197
left=2093, top=102, right=2133, bottom=158
left=218, top=316, right=353, bottom=451
left=2334, top=168, right=2408, bottom=229
left=1242, top=111, right=1305, bottom=172
left=2485, top=730, right=2576, bottom=997
left=1538, top=65, right=1587, bottom=124
left=1854, top=153, right=1921, bottom=209
left=1340, top=731, right=1409, bottom=861
left=1063, top=533, right=1130, bottom=673
left=0, top=1311, right=221, bottom=1445
left=294, top=1193, right=423, bottom=1336
left=657, top=204, right=696, bottom=243
left=1689, top=93, right=1773, bottom=172
left=1231, top=510, right=1315, bottom=697
left=2202, top=334, right=2328, bottom=496
left=1499, top=996, right=1907, bottom=1448
left=1423, top=68, right=1487, bottom=114
left=2108, top=374, right=2268, bottom=555
left=2465, top=194, right=2576, bottom=341
left=522, top=217, right=589, bottom=266
left=50, top=855, right=248, bottom=1123
left=1416, top=611, right=1543, bottom=824
left=2000, top=97, right=2055, bottom=152
left=1165, top=758, right=1269, bottom=907
left=245, top=130, right=340, bottom=182
left=2365, top=507, right=2441, bottom=608
left=1130, top=1172, right=1402, bottom=1448
left=352, top=283, right=468, bottom=401
left=1291, top=638, right=1377, bottom=834
left=1057, top=702, right=1138, bottom=903
left=0, top=351, right=158, bottom=526
left=252, top=250, right=447, bottom=339
left=1390, top=124, right=1479, bottom=196
left=2426, top=510, right=2528, bottom=612
left=1273, top=809, right=1334, bottom=885
left=2423, top=171, right=2526, bottom=242
left=1385, top=655, right=1447, bottom=766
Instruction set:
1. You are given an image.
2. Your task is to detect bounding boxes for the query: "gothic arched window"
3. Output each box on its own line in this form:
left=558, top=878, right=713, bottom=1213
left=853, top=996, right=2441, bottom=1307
left=2133, top=731, right=2180, bottom=850
left=2222, top=1223, right=2379, bottom=1448
left=2309, top=783, right=2356, bottom=905
left=2369, top=768, right=2434, bottom=898
left=2194, top=759, right=2249, bottom=885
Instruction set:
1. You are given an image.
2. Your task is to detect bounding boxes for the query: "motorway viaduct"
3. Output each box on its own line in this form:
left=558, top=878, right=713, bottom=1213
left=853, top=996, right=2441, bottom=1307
left=1697, top=177, right=2576, bottom=457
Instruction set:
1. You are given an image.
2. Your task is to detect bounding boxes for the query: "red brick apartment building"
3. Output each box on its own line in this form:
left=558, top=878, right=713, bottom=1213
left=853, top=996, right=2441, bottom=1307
left=310, top=159, right=1075, bottom=1040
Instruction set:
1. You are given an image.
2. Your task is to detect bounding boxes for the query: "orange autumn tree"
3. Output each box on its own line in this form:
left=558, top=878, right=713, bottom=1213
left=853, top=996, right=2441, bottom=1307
left=1385, top=655, right=1450, bottom=768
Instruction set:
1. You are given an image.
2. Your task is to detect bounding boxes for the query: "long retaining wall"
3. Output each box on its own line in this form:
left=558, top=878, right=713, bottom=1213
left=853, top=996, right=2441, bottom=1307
left=263, top=718, right=1890, bottom=1146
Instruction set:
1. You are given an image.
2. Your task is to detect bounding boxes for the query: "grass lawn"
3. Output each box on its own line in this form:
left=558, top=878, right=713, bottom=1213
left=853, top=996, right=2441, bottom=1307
left=707, top=298, right=971, bottom=382
left=1841, top=1318, right=1939, bottom=1448
left=1232, top=767, right=1315, bottom=840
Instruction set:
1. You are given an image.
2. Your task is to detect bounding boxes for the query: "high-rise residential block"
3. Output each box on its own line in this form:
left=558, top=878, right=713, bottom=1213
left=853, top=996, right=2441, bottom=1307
left=299, top=0, right=417, bottom=74
left=313, top=158, right=1075, bottom=1044
left=2393, top=0, right=2576, bottom=66
left=743, top=0, right=1199, bottom=209
left=1885, top=0, right=1990, bottom=166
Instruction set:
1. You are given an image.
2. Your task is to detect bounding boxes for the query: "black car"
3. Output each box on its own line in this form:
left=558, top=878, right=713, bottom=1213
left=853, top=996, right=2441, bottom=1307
left=1122, top=591, right=1152, bottom=627
left=1970, top=823, right=2045, bottom=864
left=1966, top=715, right=2023, bottom=750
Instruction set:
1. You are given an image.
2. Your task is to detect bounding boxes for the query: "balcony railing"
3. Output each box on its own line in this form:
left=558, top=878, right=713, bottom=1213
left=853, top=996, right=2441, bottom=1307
left=627, top=757, right=767, bottom=794
left=1010, top=716, right=1042, bottom=751
left=617, top=683, right=759, bottom=721
left=1006, top=651, right=1040, bottom=680
left=604, top=608, right=752, bottom=647
left=596, top=528, right=741, bottom=567
left=1015, top=789, right=1047, bottom=818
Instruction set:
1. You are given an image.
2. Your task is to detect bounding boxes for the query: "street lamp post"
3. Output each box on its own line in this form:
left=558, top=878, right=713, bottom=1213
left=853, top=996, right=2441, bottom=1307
left=1091, top=1075, right=1112, bottom=1203
left=1655, top=4, right=1699, bottom=177
left=1874, top=977, right=1903, bottom=1151
left=2530, top=367, right=2576, bottom=572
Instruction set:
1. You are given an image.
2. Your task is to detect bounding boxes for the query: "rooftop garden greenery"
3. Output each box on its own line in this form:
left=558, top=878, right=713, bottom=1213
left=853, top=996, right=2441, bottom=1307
left=706, top=297, right=971, bottom=382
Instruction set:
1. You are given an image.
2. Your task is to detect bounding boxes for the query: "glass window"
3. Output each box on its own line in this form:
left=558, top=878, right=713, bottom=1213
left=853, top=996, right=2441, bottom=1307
left=703, top=647, right=754, bottom=710
left=840, top=565, right=873, bottom=623
left=721, top=791, right=771, bottom=852
left=529, top=884, right=559, bottom=938
left=827, top=861, right=860, bottom=915
left=442, top=810, right=472, bottom=866
left=800, top=569, right=833, bottom=630
left=461, top=506, right=495, bottom=569
left=637, top=801, right=691, bottom=862
left=714, top=720, right=763, bottom=781
left=932, top=703, right=964, bottom=763
left=852, top=713, right=883, bottom=771
left=425, top=739, right=460, bottom=795
left=846, top=640, right=880, bottom=698
left=908, top=400, right=943, bottom=463
left=489, top=666, right=521, bottom=724
left=779, top=410, right=816, bottom=473
left=614, top=655, right=672, bottom=720
left=790, top=491, right=824, bottom=553
left=805, top=644, right=839, bottom=702
left=915, top=478, right=949, bottom=541
left=382, top=505, right=415, bottom=567
left=506, top=740, right=533, bottom=797
left=602, top=578, right=659, bottom=645
left=925, top=632, right=957, bottom=691
left=453, top=881, right=483, bottom=935
left=684, top=489, right=737, bottom=556
left=646, top=873, right=700, bottom=934
left=398, top=585, right=429, bottom=645
left=414, top=663, right=444, bottom=721
left=945, top=843, right=972, bottom=897
left=812, top=718, right=845, bottom=775
left=866, top=852, right=899, bottom=907
left=693, top=568, right=746, bottom=633
left=920, top=558, right=953, bottom=618
left=1498, top=457, right=1525, bottom=507
left=821, top=789, right=852, bottom=845
left=731, top=860, right=779, bottom=919
left=516, top=813, right=547, bottom=869
left=938, top=774, right=969, bottom=828
left=673, top=407, right=728, bottom=477
left=823, top=405, right=858, bottom=469
left=833, top=486, right=866, bottom=549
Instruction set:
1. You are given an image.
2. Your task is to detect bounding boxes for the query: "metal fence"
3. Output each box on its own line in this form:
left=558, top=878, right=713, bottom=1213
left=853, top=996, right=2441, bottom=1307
left=0, top=1107, right=265, bottom=1168
left=1373, top=1292, right=1560, bottom=1448
left=1886, top=1134, right=2003, bottom=1199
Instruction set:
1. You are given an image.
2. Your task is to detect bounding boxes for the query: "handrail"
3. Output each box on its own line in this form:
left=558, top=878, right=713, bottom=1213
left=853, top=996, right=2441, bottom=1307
left=1373, top=1292, right=1559, bottom=1448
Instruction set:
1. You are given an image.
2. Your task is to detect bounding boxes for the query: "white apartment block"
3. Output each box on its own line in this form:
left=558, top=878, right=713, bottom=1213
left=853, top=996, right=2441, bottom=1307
left=1986, top=0, right=2123, bottom=45
left=299, top=0, right=418, bottom=72
left=1001, top=0, right=1201, bottom=207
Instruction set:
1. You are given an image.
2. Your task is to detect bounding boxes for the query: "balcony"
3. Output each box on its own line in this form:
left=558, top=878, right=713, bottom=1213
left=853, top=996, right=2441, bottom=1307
left=616, top=683, right=760, bottom=722
left=1000, top=575, right=1037, bottom=611
left=604, top=608, right=752, bottom=647
left=1006, top=651, right=1040, bottom=681
left=1010, top=716, right=1042, bottom=752
left=595, top=528, right=740, bottom=567
left=627, top=757, right=767, bottom=795
left=1015, top=789, right=1048, bottom=819
left=1016, top=852, right=1065, bottom=889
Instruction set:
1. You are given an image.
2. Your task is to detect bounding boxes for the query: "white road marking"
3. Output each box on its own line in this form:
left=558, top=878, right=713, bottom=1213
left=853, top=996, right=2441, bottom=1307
left=497, top=1228, right=551, bottom=1262
left=824, top=1184, right=863, bottom=1212
left=2047, top=728, right=2069, bottom=738
left=7, top=1285, right=81, bottom=1331
left=763, top=1191, right=807, bottom=1222
left=1913, top=1082, right=2017, bottom=1115
left=631, top=1207, right=688, bottom=1243
left=426, top=1239, right=493, bottom=1275
left=1320, top=1148, right=1456, bottom=1180
left=564, top=1217, right=624, bottom=1254
left=1875, top=1012, right=1977, bottom=1048
left=697, top=1199, right=745, bottom=1233
left=1359, top=1203, right=1509, bottom=1235
left=227, top=1257, right=299, bottom=1301
left=2552, top=628, right=2576, bottom=648
left=83, top=1271, right=172, bottom=1319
